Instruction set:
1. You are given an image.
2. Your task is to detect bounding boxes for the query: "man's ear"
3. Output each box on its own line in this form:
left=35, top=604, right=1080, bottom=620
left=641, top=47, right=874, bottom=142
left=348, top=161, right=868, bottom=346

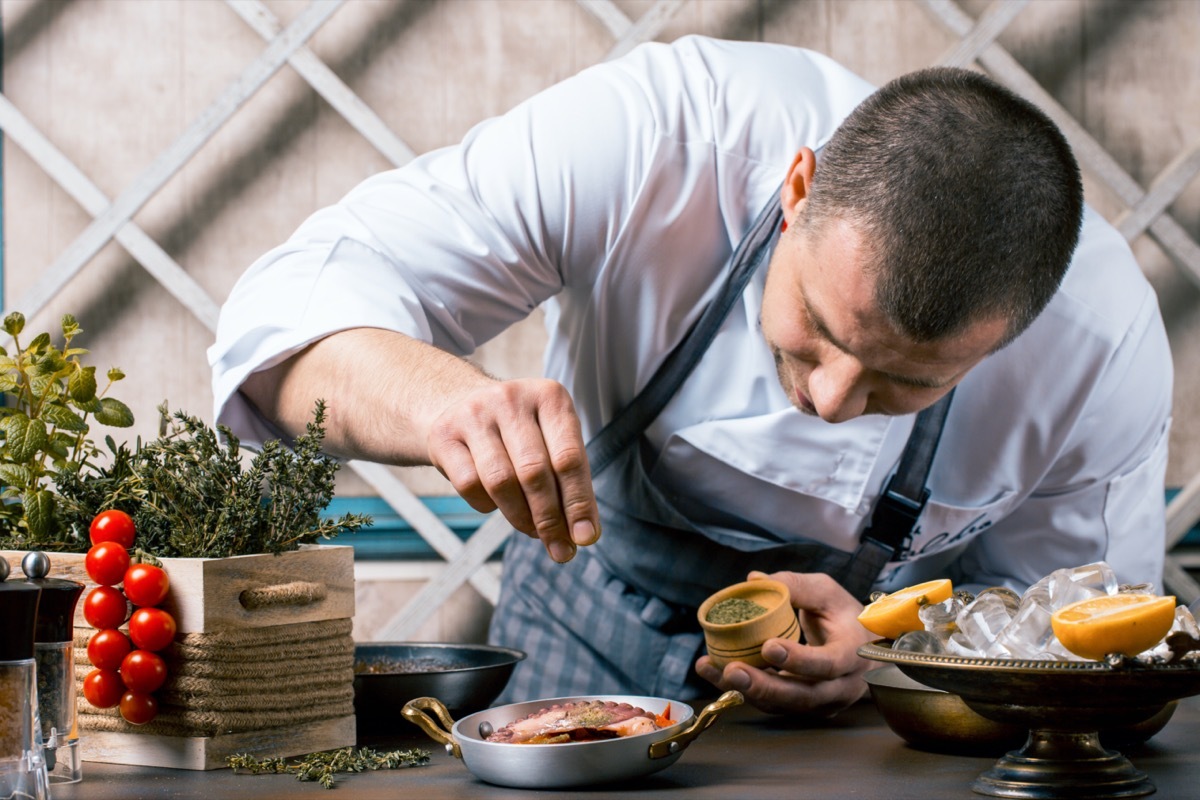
left=780, top=147, right=818, bottom=219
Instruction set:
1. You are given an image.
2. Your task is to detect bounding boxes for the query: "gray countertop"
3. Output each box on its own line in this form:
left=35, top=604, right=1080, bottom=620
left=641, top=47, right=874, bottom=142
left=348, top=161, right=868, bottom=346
left=53, top=694, right=1200, bottom=799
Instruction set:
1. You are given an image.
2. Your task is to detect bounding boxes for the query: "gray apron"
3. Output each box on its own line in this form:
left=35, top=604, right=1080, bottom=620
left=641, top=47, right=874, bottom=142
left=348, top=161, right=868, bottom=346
left=489, top=194, right=952, bottom=703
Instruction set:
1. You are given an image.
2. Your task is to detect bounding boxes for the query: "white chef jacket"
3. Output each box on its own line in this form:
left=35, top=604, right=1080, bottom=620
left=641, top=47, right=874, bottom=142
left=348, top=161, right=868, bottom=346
left=210, top=36, right=1173, bottom=594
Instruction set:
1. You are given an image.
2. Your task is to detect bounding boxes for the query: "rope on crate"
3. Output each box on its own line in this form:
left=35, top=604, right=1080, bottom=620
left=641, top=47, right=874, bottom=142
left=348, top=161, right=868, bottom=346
left=239, top=580, right=327, bottom=609
left=74, top=618, right=356, bottom=737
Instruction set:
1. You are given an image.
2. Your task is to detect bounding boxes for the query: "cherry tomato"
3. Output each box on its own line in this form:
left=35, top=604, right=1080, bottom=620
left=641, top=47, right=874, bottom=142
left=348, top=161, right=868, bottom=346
left=89, top=509, right=136, bottom=548
left=123, top=563, right=169, bottom=607
left=119, top=690, right=158, bottom=725
left=82, top=668, right=125, bottom=709
left=86, top=628, right=132, bottom=671
left=83, top=585, right=129, bottom=629
left=85, top=541, right=130, bottom=586
left=129, top=607, right=177, bottom=652
left=120, top=649, right=168, bottom=693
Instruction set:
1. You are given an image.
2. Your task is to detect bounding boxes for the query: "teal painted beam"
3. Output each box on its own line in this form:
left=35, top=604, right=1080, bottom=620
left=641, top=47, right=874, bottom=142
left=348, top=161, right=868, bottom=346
left=322, top=490, right=1200, bottom=561
left=321, top=495, right=496, bottom=560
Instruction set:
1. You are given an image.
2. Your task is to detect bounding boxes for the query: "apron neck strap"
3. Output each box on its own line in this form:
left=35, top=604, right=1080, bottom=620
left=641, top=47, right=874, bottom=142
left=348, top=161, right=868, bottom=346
left=586, top=189, right=784, bottom=476
left=859, top=388, right=956, bottom=557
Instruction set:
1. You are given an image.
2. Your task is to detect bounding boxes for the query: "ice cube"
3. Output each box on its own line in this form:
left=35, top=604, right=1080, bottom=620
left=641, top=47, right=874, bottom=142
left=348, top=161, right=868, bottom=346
left=1026, top=562, right=1117, bottom=611
left=975, top=586, right=1021, bottom=615
left=893, top=630, right=946, bottom=654
left=993, top=591, right=1056, bottom=658
left=946, top=631, right=982, bottom=658
left=955, top=592, right=1015, bottom=652
left=918, top=597, right=962, bottom=641
left=1170, top=605, right=1200, bottom=638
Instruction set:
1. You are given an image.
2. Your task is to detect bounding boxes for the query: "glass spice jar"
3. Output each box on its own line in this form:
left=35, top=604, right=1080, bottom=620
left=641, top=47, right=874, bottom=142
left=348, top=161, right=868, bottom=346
left=0, top=578, right=49, bottom=800
left=23, top=552, right=86, bottom=785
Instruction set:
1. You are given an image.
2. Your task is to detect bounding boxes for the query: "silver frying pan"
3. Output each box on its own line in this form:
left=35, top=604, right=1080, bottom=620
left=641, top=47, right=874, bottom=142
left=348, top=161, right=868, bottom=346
left=403, top=690, right=743, bottom=789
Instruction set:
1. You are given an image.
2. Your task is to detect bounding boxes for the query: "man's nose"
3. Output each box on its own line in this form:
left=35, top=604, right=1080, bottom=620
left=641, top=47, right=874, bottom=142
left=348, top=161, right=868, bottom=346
left=808, top=356, right=868, bottom=423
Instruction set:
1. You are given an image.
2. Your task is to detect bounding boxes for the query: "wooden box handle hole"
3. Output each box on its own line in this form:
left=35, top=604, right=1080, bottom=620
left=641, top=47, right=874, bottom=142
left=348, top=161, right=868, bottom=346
left=239, top=581, right=327, bottom=609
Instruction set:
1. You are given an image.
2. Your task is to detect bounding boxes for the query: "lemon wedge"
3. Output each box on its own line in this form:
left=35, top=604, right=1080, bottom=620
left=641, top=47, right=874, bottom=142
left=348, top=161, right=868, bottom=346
left=857, top=579, right=954, bottom=640
left=1050, top=594, right=1176, bottom=661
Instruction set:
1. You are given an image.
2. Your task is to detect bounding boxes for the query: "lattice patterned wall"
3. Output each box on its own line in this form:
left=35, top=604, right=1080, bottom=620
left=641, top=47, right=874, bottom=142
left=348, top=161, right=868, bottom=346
left=2, top=0, right=1198, bottom=624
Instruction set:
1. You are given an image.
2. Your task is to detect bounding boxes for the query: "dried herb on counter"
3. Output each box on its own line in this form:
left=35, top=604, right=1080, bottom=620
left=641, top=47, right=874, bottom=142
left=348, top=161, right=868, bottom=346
left=228, top=746, right=431, bottom=789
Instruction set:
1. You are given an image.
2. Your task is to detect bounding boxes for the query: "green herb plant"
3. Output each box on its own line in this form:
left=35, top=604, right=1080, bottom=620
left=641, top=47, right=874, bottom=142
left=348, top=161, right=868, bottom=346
left=0, top=312, right=134, bottom=549
left=228, top=746, right=430, bottom=789
left=57, top=399, right=371, bottom=558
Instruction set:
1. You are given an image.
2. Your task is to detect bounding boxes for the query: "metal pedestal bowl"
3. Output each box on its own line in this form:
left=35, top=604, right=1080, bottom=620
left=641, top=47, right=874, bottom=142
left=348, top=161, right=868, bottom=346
left=859, top=642, right=1200, bottom=799
left=864, top=664, right=1178, bottom=756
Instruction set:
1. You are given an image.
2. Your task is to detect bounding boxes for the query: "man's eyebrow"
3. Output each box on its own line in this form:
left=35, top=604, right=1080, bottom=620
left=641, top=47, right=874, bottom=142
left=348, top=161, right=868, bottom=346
left=803, top=295, right=952, bottom=390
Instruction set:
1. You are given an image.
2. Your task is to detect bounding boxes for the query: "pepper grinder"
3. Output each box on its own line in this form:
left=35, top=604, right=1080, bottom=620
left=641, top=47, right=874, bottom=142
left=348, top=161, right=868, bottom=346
left=0, top=572, right=50, bottom=800
left=23, top=551, right=86, bottom=785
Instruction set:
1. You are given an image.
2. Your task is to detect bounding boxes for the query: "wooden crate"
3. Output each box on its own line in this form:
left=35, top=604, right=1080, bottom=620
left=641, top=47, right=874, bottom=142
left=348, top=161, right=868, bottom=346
left=3, top=544, right=357, bottom=770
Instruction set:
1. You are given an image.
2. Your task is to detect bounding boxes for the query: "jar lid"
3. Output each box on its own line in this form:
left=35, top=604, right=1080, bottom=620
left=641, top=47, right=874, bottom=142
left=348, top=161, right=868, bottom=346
left=27, top=577, right=85, bottom=642
left=0, top=581, right=42, bottom=661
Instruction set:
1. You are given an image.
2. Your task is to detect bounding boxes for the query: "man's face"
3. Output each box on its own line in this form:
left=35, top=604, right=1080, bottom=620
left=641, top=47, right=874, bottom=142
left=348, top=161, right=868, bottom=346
left=759, top=216, right=1009, bottom=423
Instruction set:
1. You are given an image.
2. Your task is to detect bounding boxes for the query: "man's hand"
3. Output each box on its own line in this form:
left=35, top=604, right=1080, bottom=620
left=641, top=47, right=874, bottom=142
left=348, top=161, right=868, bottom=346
left=427, top=377, right=601, bottom=563
left=695, top=571, right=878, bottom=716
left=241, top=329, right=600, bottom=565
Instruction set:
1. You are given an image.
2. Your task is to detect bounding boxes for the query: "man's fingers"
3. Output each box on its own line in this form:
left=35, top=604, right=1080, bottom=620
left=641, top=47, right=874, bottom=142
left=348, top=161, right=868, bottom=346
left=761, top=637, right=859, bottom=681
left=695, top=656, right=866, bottom=717
left=538, top=391, right=600, bottom=547
left=432, top=425, right=535, bottom=533
left=766, top=571, right=864, bottom=616
left=696, top=572, right=876, bottom=716
left=498, top=413, right=578, bottom=562
left=426, top=378, right=597, bottom=563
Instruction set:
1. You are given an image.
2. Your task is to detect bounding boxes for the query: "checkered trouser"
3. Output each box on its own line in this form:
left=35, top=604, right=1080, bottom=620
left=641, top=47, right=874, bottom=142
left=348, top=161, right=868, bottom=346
left=488, top=532, right=708, bottom=704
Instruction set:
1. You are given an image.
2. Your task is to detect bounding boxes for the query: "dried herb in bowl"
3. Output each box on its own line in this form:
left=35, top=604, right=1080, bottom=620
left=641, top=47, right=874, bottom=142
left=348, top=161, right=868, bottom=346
left=706, top=598, right=768, bottom=624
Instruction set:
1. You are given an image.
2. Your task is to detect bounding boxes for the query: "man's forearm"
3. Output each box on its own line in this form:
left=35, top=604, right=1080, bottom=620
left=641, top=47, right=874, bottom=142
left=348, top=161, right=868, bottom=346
left=240, top=327, right=495, bottom=465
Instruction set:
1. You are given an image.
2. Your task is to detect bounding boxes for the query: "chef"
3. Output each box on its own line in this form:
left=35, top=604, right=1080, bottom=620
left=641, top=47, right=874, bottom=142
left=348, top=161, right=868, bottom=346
left=210, top=36, right=1172, bottom=716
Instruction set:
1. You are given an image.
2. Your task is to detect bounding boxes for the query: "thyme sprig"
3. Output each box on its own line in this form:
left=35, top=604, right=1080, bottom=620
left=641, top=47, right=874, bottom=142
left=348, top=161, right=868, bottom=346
left=228, top=746, right=431, bottom=789
left=133, top=400, right=370, bottom=558
left=54, top=400, right=371, bottom=558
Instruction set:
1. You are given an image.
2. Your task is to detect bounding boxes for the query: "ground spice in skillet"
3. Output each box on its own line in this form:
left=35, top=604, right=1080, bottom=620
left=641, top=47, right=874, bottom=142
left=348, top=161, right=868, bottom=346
left=706, top=598, right=768, bottom=624
left=354, top=657, right=473, bottom=674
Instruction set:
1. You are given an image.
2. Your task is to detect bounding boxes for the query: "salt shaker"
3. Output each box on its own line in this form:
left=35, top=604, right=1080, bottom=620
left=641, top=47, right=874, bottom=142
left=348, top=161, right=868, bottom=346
left=0, top=579, right=50, bottom=800
left=24, top=552, right=86, bottom=785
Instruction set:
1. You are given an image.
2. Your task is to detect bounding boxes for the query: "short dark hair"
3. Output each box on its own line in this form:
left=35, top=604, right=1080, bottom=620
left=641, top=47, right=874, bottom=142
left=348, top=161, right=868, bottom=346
left=802, top=67, right=1083, bottom=345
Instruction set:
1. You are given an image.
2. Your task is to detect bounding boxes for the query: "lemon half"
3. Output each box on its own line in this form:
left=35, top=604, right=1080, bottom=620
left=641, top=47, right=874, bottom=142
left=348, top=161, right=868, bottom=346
left=1050, top=594, right=1176, bottom=661
left=857, top=579, right=954, bottom=640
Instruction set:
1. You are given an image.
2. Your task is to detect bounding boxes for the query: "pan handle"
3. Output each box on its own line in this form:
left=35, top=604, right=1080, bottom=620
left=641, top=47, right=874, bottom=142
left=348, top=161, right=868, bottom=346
left=402, top=696, right=463, bottom=759
left=648, top=690, right=743, bottom=760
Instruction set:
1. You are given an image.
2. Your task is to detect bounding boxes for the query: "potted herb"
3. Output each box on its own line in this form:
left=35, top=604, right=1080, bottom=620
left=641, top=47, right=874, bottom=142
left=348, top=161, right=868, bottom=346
left=54, top=400, right=371, bottom=559
left=34, top=401, right=374, bottom=769
left=0, top=313, right=372, bottom=770
left=0, top=312, right=134, bottom=551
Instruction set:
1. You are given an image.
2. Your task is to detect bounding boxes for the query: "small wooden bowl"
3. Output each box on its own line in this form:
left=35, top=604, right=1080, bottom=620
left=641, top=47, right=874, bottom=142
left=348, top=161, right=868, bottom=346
left=697, top=579, right=800, bottom=669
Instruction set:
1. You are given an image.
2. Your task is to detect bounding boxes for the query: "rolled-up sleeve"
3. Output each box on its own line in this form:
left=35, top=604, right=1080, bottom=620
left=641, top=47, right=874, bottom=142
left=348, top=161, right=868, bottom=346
left=207, top=49, right=668, bottom=442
